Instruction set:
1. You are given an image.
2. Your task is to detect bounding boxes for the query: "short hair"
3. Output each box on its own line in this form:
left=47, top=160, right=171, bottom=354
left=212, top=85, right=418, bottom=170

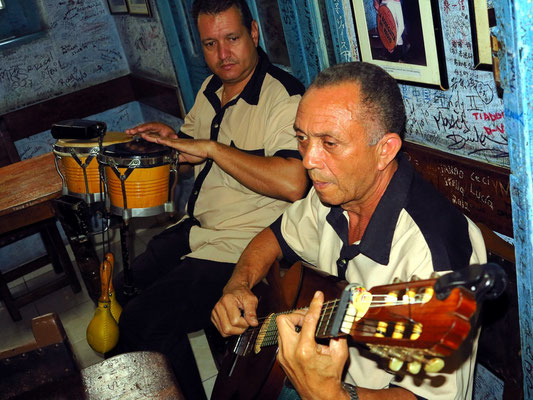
left=310, top=62, right=406, bottom=145
left=192, top=0, right=253, bottom=33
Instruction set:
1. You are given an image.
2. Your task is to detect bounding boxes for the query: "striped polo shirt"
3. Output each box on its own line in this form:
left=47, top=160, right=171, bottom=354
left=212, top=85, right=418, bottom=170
left=179, top=48, right=304, bottom=263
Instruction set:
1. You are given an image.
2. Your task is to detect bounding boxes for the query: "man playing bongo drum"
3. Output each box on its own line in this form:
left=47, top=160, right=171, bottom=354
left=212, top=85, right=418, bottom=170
left=110, top=1, right=308, bottom=399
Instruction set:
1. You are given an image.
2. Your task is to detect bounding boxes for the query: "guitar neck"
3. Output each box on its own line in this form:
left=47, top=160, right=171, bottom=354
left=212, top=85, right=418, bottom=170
left=242, top=297, right=350, bottom=356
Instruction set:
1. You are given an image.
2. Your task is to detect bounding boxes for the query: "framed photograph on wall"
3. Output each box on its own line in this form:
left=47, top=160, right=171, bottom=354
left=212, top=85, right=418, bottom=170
left=469, top=0, right=494, bottom=70
left=107, top=0, right=128, bottom=14
left=126, top=0, right=152, bottom=17
left=351, top=0, right=448, bottom=89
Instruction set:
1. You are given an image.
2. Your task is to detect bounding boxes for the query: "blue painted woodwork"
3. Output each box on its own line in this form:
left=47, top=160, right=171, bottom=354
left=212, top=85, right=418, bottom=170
left=493, top=1, right=533, bottom=397
left=324, top=0, right=359, bottom=63
left=154, top=0, right=209, bottom=112
left=247, top=0, right=268, bottom=52
left=277, top=0, right=312, bottom=86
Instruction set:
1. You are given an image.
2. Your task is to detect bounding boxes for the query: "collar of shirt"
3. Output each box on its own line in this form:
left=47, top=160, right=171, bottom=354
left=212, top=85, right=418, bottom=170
left=203, top=47, right=271, bottom=111
left=325, top=153, right=414, bottom=266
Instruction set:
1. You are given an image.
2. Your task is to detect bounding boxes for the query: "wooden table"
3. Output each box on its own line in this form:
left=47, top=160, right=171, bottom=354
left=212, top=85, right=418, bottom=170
left=0, top=152, right=62, bottom=235
left=0, top=152, right=100, bottom=303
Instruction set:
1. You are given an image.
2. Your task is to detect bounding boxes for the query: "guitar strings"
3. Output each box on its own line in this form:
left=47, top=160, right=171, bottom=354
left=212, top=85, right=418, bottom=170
left=244, top=296, right=423, bottom=346
left=251, top=295, right=420, bottom=326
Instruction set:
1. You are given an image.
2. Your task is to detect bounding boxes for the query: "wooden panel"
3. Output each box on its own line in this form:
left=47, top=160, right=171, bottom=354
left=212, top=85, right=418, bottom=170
left=402, top=141, right=512, bottom=237
left=130, top=75, right=182, bottom=118
left=3, top=76, right=135, bottom=143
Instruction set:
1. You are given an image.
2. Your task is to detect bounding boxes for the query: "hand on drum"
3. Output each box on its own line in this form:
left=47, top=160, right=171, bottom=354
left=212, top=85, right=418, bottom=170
left=143, top=135, right=215, bottom=165
left=211, top=283, right=259, bottom=337
left=125, top=122, right=178, bottom=139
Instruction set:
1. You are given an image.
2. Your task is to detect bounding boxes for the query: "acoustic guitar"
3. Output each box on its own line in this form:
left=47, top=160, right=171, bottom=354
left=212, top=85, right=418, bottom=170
left=211, top=261, right=506, bottom=400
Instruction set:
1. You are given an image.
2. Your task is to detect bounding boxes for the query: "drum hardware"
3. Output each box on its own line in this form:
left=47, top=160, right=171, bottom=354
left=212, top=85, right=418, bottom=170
left=119, top=220, right=136, bottom=297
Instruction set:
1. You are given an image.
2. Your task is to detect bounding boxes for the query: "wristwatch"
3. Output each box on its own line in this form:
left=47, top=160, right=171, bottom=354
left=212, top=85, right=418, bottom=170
left=341, top=382, right=359, bottom=400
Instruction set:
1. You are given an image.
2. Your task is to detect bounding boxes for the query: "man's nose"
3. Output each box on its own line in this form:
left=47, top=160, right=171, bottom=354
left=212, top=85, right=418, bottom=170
left=302, top=142, right=323, bottom=170
left=218, top=43, right=230, bottom=60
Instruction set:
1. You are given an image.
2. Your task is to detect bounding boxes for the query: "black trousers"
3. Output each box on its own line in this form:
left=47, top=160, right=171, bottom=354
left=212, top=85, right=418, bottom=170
left=111, top=219, right=235, bottom=400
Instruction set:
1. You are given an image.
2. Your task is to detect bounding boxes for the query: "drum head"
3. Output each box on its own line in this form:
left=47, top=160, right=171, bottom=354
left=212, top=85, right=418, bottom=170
left=103, top=139, right=170, bottom=158
left=55, top=131, right=132, bottom=148
left=98, top=139, right=173, bottom=168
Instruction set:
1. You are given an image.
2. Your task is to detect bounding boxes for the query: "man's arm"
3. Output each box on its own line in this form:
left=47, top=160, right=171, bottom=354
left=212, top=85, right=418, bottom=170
left=143, top=135, right=307, bottom=202
left=212, top=227, right=283, bottom=337
left=277, top=292, right=417, bottom=400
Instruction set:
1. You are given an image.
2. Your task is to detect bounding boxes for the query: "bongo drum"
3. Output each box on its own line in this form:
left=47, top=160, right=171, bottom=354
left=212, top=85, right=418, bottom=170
left=52, top=132, right=132, bottom=203
left=98, top=140, right=178, bottom=220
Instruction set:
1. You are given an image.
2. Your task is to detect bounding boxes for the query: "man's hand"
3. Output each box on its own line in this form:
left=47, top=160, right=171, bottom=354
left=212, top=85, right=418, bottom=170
left=143, top=134, right=214, bottom=165
left=211, top=282, right=259, bottom=337
left=125, top=122, right=178, bottom=139
left=276, top=291, right=349, bottom=400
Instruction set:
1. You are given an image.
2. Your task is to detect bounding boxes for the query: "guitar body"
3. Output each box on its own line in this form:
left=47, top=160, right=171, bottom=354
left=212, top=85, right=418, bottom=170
left=211, top=262, right=347, bottom=400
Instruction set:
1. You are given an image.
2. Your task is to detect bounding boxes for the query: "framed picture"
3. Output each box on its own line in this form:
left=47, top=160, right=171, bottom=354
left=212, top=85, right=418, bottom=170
left=107, top=0, right=128, bottom=14
left=351, top=0, right=448, bottom=89
left=469, top=0, right=495, bottom=70
left=126, top=0, right=152, bottom=16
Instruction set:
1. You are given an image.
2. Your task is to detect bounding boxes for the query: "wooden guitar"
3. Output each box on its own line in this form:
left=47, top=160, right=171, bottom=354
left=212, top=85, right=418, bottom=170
left=211, top=261, right=506, bottom=400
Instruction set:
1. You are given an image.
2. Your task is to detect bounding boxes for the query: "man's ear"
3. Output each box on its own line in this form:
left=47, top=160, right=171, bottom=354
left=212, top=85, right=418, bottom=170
left=376, top=133, right=402, bottom=171
left=251, top=21, right=259, bottom=47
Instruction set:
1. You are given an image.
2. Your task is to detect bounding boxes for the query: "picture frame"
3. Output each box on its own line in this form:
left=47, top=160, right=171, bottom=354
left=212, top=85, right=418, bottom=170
left=126, top=0, right=152, bottom=17
left=106, top=0, right=128, bottom=15
left=469, top=0, right=494, bottom=70
left=351, top=0, right=448, bottom=89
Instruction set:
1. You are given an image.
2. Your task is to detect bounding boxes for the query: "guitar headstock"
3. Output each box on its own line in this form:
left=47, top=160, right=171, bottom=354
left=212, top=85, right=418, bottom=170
left=324, top=276, right=476, bottom=374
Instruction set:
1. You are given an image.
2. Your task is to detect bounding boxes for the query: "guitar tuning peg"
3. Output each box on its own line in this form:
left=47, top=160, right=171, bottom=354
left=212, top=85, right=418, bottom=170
left=411, top=275, right=420, bottom=281
left=410, top=323, right=423, bottom=340
left=392, top=322, right=406, bottom=339
left=407, top=361, right=422, bottom=374
left=369, top=345, right=388, bottom=358
left=424, top=357, right=445, bottom=373
left=430, top=271, right=440, bottom=279
left=389, top=357, right=404, bottom=372
left=392, top=277, right=402, bottom=283
left=422, top=286, right=434, bottom=303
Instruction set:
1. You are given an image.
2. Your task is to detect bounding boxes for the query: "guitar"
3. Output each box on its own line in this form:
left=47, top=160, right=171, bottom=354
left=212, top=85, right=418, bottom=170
left=211, top=261, right=506, bottom=400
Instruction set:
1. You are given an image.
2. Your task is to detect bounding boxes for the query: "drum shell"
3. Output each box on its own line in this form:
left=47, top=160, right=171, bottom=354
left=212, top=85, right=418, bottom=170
left=53, top=151, right=101, bottom=195
left=97, top=140, right=177, bottom=217
left=105, top=164, right=171, bottom=209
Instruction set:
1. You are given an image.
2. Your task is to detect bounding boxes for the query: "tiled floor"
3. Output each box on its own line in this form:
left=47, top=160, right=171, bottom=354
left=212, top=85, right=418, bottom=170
left=0, top=214, right=218, bottom=398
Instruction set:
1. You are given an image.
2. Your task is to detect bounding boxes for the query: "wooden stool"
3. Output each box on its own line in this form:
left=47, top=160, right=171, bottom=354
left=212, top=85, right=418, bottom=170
left=0, top=217, right=81, bottom=321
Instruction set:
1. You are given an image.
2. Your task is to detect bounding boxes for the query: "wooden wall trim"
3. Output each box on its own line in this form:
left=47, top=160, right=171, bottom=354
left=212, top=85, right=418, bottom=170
left=403, top=141, right=512, bottom=237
